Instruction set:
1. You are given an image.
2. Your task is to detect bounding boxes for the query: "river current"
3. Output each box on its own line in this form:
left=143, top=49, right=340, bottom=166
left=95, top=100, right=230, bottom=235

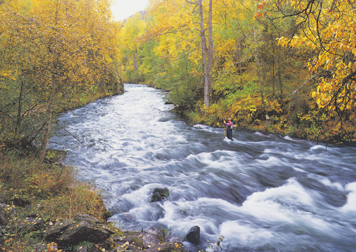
left=50, top=84, right=356, bottom=252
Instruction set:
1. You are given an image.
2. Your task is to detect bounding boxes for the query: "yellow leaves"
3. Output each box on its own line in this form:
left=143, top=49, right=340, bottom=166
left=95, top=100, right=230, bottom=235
left=0, top=70, right=16, bottom=81
left=1, top=0, right=120, bottom=100
left=4, top=238, right=13, bottom=244
left=267, top=100, right=282, bottom=113
left=278, top=0, right=356, bottom=114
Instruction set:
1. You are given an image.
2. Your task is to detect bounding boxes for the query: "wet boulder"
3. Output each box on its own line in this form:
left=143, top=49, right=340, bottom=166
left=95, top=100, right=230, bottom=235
left=45, top=214, right=114, bottom=246
left=111, top=243, right=141, bottom=252
left=186, top=225, right=200, bottom=245
left=151, top=188, right=170, bottom=202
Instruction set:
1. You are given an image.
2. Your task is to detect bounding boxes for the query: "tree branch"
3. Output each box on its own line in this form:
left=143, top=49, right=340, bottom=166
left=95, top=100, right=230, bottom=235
left=289, top=71, right=327, bottom=97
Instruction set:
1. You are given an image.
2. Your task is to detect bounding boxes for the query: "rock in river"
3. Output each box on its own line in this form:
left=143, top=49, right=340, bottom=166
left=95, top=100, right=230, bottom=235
left=151, top=188, right=170, bottom=202
left=186, top=225, right=200, bottom=245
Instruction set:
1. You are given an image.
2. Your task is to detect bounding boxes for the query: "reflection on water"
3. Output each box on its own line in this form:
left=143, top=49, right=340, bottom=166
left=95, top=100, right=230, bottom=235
left=50, top=84, right=356, bottom=252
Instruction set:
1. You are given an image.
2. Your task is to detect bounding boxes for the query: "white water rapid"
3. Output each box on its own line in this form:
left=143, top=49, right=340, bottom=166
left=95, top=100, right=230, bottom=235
left=49, top=84, right=356, bottom=252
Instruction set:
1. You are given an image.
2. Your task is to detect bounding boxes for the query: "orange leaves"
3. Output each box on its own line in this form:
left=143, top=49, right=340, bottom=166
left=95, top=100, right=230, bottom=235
left=255, top=0, right=271, bottom=19
left=256, top=12, right=264, bottom=18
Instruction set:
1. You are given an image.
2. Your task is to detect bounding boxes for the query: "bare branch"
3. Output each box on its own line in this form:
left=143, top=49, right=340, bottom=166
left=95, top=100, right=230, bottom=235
left=22, top=104, right=38, bottom=118
left=63, top=128, right=83, bottom=143
left=289, top=71, right=326, bottom=97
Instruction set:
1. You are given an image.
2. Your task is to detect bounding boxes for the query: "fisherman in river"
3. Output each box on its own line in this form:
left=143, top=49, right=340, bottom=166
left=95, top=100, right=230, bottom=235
left=224, top=118, right=235, bottom=140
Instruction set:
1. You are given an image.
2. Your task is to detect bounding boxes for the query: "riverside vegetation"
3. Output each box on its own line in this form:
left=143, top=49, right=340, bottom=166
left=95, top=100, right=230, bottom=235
left=0, top=151, right=115, bottom=251
left=0, top=1, right=189, bottom=250
left=118, top=0, right=356, bottom=144
left=0, top=0, right=124, bottom=250
left=1, top=0, right=356, bottom=250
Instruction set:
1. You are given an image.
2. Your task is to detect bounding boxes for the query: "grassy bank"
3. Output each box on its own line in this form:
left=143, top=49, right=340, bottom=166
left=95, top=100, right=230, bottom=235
left=0, top=151, right=118, bottom=252
left=0, top=90, right=124, bottom=252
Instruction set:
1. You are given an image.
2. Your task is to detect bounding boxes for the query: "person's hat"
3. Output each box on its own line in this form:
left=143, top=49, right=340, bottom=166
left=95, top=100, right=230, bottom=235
left=228, top=118, right=231, bottom=120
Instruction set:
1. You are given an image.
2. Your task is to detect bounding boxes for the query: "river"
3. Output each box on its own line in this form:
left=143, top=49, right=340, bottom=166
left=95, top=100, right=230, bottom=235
left=49, top=84, right=356, bottom=252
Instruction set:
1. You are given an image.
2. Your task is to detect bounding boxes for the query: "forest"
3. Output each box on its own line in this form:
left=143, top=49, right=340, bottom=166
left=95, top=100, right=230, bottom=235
left=117, top=0, right=356, bottom=144
left=0, top=0, right=123, bottom=162
left=1, top=0, right=356, bottom=251
left=1, top=0, right=356, bottom=155
left=0, top=1, right=123, bottom=250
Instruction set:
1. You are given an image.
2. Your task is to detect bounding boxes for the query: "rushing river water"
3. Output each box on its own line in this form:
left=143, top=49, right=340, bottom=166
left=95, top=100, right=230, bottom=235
left=50, top=84, right=356, bottom=252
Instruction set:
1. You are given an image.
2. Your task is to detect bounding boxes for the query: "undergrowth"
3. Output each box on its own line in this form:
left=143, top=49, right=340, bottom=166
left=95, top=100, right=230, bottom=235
left=0, top=151, right=111, bottom=252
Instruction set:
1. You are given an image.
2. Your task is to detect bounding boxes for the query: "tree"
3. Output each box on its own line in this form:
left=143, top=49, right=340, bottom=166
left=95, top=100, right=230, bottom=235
left=198, top=0, right=210, bottom=107
left=0, top=0, right=122, bottom=158
left=278, top=0, right=356, bottom=139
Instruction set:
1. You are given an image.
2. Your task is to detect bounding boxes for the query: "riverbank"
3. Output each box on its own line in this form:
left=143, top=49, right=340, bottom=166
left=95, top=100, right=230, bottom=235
left=0, top=152, right=189, bottom=252
left=0, top=86, right=192, bottom=251
left=139, top=78, right=356, bottom=145
left=175, top=101, right=354, bottom=146
left=0, top=91, right=120, bottom=251
left=0, top=151, right=111, bottom=251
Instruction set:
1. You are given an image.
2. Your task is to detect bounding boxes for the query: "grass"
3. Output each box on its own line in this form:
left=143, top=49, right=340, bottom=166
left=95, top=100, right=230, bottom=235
left=0, top=85, right=124, bottom=251
left=0, top=151, right=112, bottom=252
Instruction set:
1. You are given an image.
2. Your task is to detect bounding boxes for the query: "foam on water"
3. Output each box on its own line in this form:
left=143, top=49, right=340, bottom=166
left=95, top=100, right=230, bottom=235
left=220, top=220, right=274, bottom=247
left=341, top=182, right=356, bottom=212
left=307, top=173, right=344, bottom=191
left=50, top=84, right=356, bottom=252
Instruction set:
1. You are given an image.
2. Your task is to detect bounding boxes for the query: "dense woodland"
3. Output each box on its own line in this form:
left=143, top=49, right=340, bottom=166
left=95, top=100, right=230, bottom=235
left=0, top=0, right=123, bottom=162
left=0, top=0, right=355, bottom=250
left=1, top=0, right=356, bottom=158
left=0, top=1, right=122, bottom=250
left=118, top=0, right=356, bottom=144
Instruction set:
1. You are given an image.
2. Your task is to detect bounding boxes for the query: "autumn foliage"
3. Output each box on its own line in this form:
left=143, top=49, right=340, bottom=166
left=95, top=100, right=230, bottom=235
left=0, top=0, right=123, bottom=158
left=116, top=0, right=356, bottom=143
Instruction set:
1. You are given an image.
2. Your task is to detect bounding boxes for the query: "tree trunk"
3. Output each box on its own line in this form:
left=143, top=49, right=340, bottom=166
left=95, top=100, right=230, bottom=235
left=254, top=28, right=264, bottom=106
left=238, top=41, right=243, bottom=87
left=207, top=0, right=214, bottom=105
left=15, top=77, right=24, bottom=135
left=40, top=50, right=58, bottom=163
left=134, top=47, right=138, bottom=71
left=199, top=0, right=209, bottom=108
left=118, top=73, right=124, bottom=93
left=278, top=60, right=283, bottom=96
left=272, top=44, right=276, bottom=97
left=277, top=33, right=283, bottom=96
